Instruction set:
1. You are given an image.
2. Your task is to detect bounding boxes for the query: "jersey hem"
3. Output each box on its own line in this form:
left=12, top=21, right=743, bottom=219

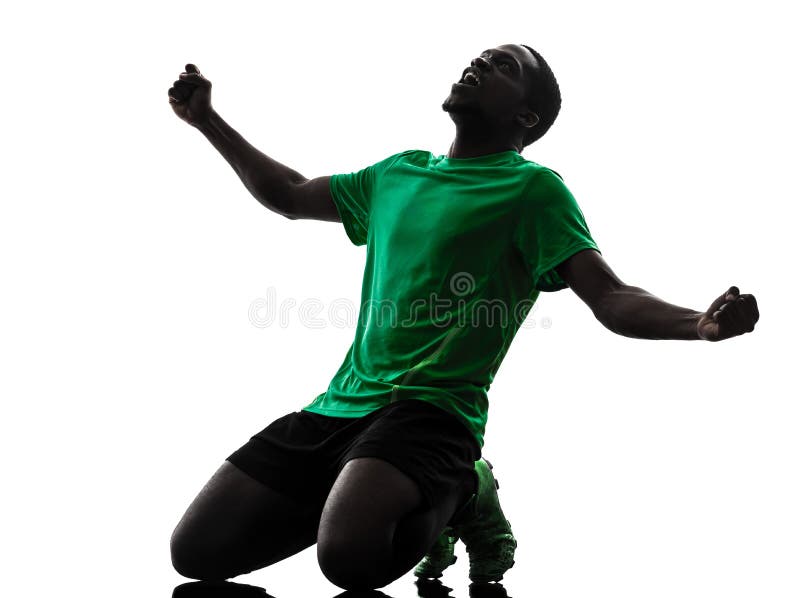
left=301, top=404, right=382, bottom=418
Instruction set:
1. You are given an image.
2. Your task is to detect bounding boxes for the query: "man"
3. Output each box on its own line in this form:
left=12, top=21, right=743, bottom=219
left=167, top=44, right=759, bottom=592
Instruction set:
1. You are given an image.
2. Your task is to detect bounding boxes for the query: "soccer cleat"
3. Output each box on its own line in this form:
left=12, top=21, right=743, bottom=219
left=414, top=525, right=458, bottom=579
left=452, top=459, right=517, bottom=583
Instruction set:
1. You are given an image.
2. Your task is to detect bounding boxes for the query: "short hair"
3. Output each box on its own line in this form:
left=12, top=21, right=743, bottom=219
left=520, top=45, right=561, bottom=147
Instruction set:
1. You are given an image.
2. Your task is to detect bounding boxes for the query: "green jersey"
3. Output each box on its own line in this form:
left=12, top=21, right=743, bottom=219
left=302, top=149, right=600, bottom=447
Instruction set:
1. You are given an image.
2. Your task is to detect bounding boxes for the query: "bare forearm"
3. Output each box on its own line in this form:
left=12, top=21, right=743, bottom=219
left=195, top=110, right=304, bottom=217
left=595, top=285, right=703, bottom=340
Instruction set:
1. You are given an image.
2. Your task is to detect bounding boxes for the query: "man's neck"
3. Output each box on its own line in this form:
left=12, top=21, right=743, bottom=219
left=446, top=134, right=519, bottom=159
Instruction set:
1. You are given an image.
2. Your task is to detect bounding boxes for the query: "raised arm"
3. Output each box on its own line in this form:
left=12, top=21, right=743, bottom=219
left=554, top=249, right=759, bottom=341
left=168, top=64, right=341, bottom=222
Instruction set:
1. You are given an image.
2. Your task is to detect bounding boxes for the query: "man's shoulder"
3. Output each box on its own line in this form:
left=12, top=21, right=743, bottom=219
left=393, top=148, right=432, bottom=162
left=386, top=148, right=430, bottom=160
left=518, top=158, right=563, bottom=181
left=372, top=148, right=431, bottom=171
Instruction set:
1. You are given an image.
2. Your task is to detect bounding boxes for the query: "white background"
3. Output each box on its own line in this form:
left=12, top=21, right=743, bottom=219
left=1, top=1, right=798, bottom=597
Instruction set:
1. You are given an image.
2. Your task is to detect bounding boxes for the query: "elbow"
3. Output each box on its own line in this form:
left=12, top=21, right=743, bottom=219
left=266, top=202, right=298, bottom=220
left=272, top=178, right=305, bottom=220
left=249, top=177, right=298, bottom=220
left=593, top=306, right=617, bottom=334
left=253, top=192, right=297, bottom=219
left=592, top=293, right=614, bottom=325
left=595, top=311, right=622, bottom=336
left=592, top=284, right=653, bottom=339
left=591, top=286, right=626, bottom=335
left=594, top=303, right=632, bottom=337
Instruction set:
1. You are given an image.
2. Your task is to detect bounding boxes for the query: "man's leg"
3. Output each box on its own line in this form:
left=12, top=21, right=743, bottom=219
left=170, top=461, right=322, bottom=581
left=316, top=456, right=473, bottom=591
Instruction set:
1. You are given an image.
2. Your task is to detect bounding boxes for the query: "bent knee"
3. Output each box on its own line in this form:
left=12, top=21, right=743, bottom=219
left=317, top=536, right=394, bottom=591
left=170, top=532, right=218, bottom=580
left=170, top=522, right=236, bottom=581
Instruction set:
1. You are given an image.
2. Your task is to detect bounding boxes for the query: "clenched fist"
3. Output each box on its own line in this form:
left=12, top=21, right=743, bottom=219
left=168, top=64, right=212, bottom=127
left=697, top=286, right=760, bottom=341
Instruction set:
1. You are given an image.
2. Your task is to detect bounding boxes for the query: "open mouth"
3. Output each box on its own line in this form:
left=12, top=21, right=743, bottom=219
left=461, top=72, right=480, bottom=86
left=457, top=68, right=481, bottom=87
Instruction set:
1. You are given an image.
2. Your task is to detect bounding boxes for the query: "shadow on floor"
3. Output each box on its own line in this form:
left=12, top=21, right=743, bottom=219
left=414, top=579, right=512, bottom=598
left=173, top=581, right=275, bottom=597
left=172, top=579, right=512, bottom=598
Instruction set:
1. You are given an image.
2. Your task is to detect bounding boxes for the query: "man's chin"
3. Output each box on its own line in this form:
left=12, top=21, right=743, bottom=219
left=442, top=97, right=481, bottom=120
left=442, top=93, right=475, bottom=113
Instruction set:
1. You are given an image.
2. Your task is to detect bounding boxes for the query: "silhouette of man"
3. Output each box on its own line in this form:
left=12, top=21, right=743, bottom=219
left=167, top=43, right=759, bottom=592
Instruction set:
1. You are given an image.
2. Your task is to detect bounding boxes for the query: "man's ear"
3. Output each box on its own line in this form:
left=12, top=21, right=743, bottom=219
left=516, top=110, right=540, bottom=129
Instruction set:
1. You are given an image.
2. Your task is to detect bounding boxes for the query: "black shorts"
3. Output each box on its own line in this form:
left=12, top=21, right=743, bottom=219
left=226, top=398, right=481, bottom=512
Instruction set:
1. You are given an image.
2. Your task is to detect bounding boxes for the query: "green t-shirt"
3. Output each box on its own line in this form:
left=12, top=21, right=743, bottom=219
left=302, top=149, right=600, bottom=447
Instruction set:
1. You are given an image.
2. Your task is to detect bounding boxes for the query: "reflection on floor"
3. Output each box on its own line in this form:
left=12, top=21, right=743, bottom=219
left=172, top=579, right=512, bottom=598
left=173, top=580, right=274, bottom=597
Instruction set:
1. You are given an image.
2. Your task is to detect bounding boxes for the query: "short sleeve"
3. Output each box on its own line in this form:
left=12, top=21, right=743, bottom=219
left=329, top=151, right=408, bottom=246
left=512, top=168, right=601, bottom=292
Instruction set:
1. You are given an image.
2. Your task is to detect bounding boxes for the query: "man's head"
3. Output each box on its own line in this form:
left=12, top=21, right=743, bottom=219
left=442, top=44, right=561, bottom=149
